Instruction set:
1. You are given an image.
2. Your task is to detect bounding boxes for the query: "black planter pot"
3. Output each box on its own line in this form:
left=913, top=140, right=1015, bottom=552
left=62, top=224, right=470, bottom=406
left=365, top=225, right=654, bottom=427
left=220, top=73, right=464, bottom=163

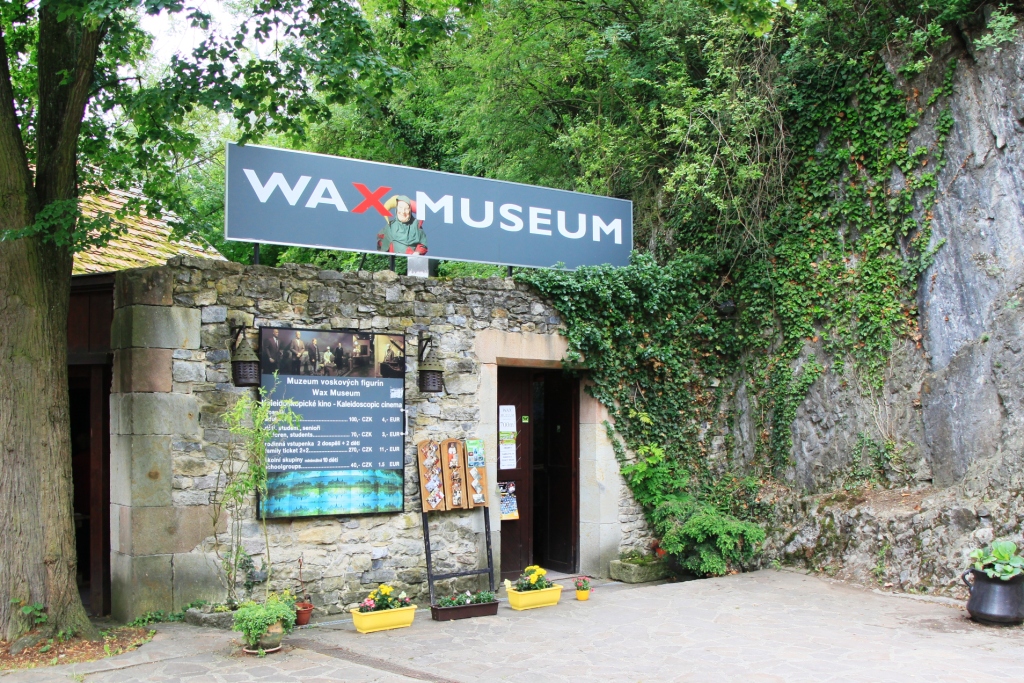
left=430, top=601, right=499, bottom=621
left=962, top=569, right=1024, bottom=625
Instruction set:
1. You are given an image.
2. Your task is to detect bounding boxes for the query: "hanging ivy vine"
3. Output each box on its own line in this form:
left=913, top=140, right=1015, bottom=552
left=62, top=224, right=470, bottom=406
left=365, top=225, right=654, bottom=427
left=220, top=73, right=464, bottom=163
left=521, top=18, right=962, bottom=576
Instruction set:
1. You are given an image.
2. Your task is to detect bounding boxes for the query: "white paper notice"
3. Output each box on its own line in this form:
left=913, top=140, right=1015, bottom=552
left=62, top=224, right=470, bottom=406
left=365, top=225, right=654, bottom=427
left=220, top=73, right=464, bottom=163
left=499, top=442, right=517, bottom=470
left=499, top=405, right=517, bottom=432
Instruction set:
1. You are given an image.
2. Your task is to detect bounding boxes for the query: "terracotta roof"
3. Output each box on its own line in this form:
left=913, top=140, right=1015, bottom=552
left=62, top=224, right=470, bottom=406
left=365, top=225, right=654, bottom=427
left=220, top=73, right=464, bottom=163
left=73, top=189, right=224, bottom=274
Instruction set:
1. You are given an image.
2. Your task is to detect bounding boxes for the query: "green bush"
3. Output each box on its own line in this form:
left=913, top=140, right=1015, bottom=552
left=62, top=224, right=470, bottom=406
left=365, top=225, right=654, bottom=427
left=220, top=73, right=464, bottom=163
left=231, top=594, right=297, bottom=648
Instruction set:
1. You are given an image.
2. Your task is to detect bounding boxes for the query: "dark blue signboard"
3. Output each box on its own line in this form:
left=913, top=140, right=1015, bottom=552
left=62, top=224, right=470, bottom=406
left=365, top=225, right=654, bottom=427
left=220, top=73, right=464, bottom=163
left=260, top=327, right=406, bottom=518
left=225, top=143, right=632, bottom=269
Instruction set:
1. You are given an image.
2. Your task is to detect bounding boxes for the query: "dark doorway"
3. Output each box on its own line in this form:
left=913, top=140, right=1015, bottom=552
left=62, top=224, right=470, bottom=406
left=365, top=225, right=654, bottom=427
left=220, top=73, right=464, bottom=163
left=68, top=274, right=114, bottom=616
left=498, top=367, right=578, bottom=580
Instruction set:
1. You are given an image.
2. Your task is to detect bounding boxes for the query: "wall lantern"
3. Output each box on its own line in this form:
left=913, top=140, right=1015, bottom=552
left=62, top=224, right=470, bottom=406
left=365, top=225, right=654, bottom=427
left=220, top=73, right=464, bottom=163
left=230, top=328, right=261, bottom=387
left=417, top=331, right=445, bottom=393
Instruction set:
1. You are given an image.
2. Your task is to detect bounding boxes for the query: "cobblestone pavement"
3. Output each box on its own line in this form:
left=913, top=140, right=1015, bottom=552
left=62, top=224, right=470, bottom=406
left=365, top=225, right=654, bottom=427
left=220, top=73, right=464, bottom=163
left=4, top=570, right=1023, bottom=682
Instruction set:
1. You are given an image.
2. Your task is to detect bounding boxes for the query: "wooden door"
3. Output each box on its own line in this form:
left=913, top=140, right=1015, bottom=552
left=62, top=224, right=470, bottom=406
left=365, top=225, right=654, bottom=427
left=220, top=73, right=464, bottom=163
left=533, top=372, right=578, bottom=573
left=498, top=367, right=533, bottom=580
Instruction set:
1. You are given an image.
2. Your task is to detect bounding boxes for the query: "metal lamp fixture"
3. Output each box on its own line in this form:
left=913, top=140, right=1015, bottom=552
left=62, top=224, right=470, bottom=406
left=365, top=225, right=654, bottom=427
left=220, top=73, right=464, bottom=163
left=417, top=331, right=445, bottom=393
left=230, top=328, right=261, bottom=387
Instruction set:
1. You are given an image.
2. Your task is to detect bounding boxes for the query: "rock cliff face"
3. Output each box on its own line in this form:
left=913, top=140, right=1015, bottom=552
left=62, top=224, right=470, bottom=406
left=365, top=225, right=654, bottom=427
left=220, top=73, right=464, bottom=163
left=766, top=24, right=1024, bottom=596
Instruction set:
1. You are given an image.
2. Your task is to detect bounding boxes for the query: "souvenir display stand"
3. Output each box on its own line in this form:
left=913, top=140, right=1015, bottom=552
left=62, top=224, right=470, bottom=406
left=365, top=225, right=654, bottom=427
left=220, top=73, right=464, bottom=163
left=417, top=439, right=495, bottom=605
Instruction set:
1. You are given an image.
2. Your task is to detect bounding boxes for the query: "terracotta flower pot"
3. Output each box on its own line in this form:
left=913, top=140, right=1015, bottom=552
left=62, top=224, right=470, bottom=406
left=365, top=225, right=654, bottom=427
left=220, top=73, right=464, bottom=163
left=350, top=605, right=417, bottom=633
left=295, top=602, right=314, bottom=626
left=507, top=585, right=562, bottom=611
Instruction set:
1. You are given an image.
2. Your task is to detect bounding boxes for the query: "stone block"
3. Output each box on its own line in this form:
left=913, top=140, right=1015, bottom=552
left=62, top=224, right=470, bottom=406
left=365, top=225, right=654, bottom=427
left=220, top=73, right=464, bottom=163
left=113, top=349, right=173, bottom=393
left=115, top=267, right=172, bottom=308
left=172, top=360, right=206, bottom=383
left=297, top=525, right=341, bottom=545
left=112, top=306, right=201, bottom=350
left=201, top=306, right=227, bottom=323
left=110, top=434, right=173, bottom=507
left=184, top=608, right=234, bottom=629
left=111, top=552, right=173, bottom=622
left=609, top=559, right=669, bottom=584
left=116, top=393, right=199, bottom=436
left=121, top=504, right=224, bottom=556
left=172, top=553, right=226, bottom=610
left=474, top=328, right=568, bottom=365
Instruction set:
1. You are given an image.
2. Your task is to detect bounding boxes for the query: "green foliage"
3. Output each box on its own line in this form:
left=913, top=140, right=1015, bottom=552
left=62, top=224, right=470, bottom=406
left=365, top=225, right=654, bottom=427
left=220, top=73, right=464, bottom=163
left=619, top=550, right=662, bottom=566
left=970, top=541, right=1024, bottom=581
left=434, top=590, right=497, bottom=607
left=17, top=602, right=47, bottom=627
left=839, top=434, right=912, bottom=489
left=973, top=5, right=1019, bottom=53
left=214, top=375, right=300, bottom=602
left=125, top=600, right=207, bottom=627
left=232, top=593, right=297, bottom=647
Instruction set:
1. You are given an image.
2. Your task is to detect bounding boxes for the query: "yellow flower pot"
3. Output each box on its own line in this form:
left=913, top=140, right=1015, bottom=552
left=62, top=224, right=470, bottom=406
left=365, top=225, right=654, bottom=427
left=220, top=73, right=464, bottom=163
left=576, top=589, right=590, bottom=601
left=350, top=605, right=417, bottom=633
left=507, top=584, right=562, bottom=611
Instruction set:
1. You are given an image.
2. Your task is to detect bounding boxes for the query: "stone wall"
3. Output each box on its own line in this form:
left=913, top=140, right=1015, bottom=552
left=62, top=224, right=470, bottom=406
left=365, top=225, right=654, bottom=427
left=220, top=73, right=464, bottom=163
left=110, top=257, right=647, bottom=620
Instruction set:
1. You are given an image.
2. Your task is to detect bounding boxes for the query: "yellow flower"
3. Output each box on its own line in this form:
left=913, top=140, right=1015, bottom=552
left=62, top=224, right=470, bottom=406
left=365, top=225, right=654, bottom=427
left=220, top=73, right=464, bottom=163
left=534, top=568, right=547, bottom=576
left=379, top=585, right=393, bottom=596
left=369, top=591, right=378, bottom=599
left=525, top=565, right=539, bottom=573
left=529, top=573, right=539, bottom=584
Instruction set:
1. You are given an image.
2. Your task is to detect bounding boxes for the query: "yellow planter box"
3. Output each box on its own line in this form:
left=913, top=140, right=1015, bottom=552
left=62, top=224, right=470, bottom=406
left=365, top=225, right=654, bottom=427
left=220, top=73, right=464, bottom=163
left=350, top=605, right=418, bottom=633
left=507, top=584, right=563, bottom=611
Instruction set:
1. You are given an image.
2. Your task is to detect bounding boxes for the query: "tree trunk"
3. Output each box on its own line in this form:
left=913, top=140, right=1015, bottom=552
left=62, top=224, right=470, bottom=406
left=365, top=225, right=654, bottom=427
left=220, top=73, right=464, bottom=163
left=0, top=238, right=95, bottom=642
left=0, top=21, right=97, bottom=643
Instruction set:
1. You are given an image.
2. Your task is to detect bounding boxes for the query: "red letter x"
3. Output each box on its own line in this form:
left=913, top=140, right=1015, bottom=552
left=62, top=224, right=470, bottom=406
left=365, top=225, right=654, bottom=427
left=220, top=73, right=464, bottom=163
left=352, top=184, right=392, bottom=216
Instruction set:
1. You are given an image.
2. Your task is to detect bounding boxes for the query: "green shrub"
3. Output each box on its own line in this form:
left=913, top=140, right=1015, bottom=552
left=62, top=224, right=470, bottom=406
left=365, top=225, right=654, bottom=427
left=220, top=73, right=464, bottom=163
left=231, top=594, right=297, bottom=648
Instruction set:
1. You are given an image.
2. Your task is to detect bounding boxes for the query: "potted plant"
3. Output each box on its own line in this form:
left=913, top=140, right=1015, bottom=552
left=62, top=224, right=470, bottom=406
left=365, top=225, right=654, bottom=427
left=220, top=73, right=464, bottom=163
left=962, top=541, right=1024, bottom=624
left=295, top=596, right=315, bottom=626
left=233, top=592, right=297, bottom=654
left=350, top=584, right=417, bottom=634
left=504, top=565, right=562, bottom=611
left=430, top=590, right=498, bottom=621
left=573, top=576, right=594, bottom=601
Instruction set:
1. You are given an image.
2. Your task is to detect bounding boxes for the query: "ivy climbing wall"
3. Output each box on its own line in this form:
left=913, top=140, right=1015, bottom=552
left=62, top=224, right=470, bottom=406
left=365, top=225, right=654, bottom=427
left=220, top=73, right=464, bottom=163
left=525, top=21, right=1024, bottom=594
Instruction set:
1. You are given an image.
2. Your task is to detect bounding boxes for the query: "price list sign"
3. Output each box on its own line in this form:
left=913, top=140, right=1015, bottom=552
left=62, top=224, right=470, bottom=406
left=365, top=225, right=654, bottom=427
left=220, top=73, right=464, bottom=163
left=258, top=327, right=407, bottom=518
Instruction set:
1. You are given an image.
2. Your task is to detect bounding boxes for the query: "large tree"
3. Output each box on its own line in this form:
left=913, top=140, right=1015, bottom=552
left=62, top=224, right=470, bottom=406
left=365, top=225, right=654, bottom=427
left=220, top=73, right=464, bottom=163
left=0, top=0, right=465, bottom=642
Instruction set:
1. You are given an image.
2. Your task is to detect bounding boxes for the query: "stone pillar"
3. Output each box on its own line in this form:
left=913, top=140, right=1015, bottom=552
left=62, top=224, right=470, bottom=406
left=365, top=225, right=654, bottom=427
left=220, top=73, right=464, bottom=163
left=110, top=267, right=220, bottom=621
left=578, top=386, right=623, bottom=577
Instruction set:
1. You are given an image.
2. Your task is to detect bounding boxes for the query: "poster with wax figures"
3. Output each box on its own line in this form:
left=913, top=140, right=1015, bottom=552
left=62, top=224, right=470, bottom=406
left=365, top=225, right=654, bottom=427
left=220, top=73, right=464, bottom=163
left=259, top=326, right=406, bottom=518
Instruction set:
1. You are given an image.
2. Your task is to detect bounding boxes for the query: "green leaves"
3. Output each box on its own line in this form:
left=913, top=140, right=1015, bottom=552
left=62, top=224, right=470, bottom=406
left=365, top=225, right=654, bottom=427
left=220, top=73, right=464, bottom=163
left=970, top=542, right=1024, bottom=581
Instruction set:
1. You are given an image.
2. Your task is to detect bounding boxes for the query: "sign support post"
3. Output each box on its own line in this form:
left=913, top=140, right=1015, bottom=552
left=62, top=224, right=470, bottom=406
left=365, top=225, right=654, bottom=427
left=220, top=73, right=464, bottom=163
left=420, top=508, right=495, bottom=605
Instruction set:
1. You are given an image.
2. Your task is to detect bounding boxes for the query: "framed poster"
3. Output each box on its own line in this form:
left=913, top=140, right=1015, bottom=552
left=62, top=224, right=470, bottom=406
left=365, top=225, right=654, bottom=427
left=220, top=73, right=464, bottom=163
left=259, top=326, right=406, bottom=518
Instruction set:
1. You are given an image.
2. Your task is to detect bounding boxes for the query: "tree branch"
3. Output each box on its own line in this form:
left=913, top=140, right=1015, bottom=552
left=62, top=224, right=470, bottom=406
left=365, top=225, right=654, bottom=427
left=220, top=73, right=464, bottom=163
left=0, top=24, right=38, bottom=228
left=48, top=24, right=107, bottom=204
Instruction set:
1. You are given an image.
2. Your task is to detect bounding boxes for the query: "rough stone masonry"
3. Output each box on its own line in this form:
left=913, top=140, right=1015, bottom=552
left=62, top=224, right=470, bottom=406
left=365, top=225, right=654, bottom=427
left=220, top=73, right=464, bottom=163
left=108, top=257, right=650, bottom=621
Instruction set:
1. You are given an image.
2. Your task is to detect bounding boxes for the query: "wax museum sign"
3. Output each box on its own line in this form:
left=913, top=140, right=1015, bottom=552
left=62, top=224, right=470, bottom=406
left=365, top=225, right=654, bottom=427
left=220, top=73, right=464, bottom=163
left=224, top=143, right=633, bottom=269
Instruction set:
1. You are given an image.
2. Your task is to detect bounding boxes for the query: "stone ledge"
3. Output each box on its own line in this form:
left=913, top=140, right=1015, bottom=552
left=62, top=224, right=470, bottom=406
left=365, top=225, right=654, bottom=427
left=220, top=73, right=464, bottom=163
left=184, top=608, right=234, bottom=629
left=609, top=559, right=669, bottom=583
